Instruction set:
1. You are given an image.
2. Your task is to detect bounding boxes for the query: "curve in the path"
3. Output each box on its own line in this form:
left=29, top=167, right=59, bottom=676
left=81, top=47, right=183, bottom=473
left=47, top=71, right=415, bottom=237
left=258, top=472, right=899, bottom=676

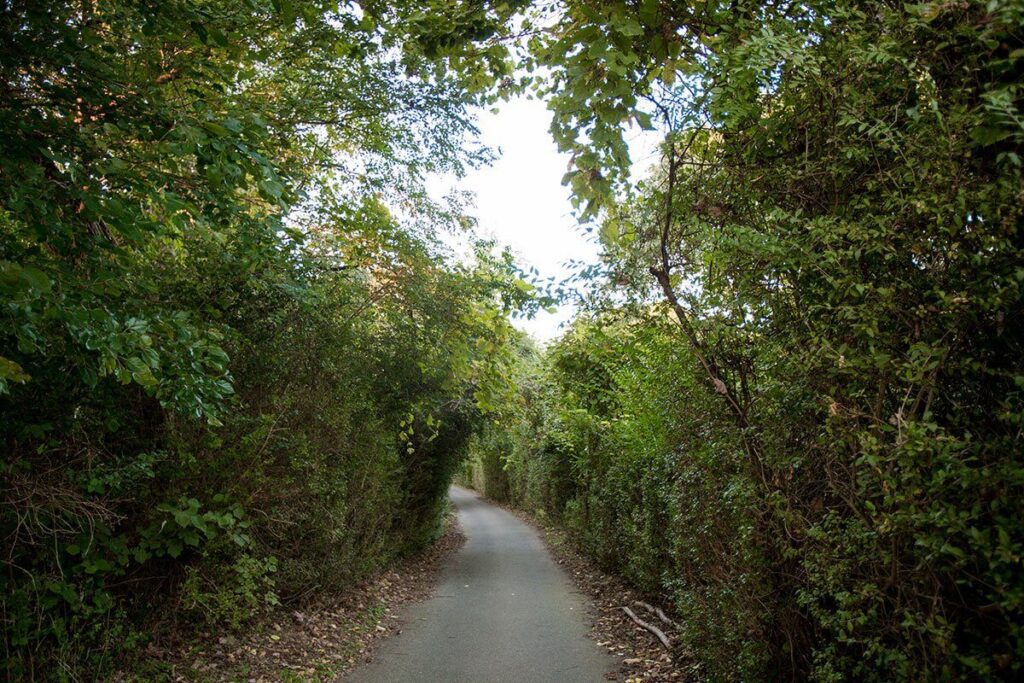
left=347, top=485, right=616, bottom=683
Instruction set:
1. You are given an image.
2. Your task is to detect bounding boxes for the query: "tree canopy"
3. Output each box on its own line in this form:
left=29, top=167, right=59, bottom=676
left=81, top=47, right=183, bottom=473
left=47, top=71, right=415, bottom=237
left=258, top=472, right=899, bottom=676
left=3, top=0, right=1023, bottom=680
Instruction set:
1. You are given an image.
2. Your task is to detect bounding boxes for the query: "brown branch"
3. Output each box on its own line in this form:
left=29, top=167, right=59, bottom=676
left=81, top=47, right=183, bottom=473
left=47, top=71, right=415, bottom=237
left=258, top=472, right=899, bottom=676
left=647, top=132, right=770, bottom=490
left=648, top=137, right=749, bottom=428
left=632, top=599, right=674, bottom=626
left=621, top=606, right=672, bottom=648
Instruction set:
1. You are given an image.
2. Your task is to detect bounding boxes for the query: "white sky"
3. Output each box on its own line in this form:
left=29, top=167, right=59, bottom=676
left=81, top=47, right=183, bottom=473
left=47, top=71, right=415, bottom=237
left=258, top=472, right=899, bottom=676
left=463, top=97, right=587, bottom=341
left=433, top=96, right=661, bottom=342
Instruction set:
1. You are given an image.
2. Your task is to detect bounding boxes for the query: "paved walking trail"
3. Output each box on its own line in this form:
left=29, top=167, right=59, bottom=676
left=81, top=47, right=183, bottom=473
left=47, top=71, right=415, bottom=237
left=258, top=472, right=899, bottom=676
left=348, top=485, right=616, bottom=682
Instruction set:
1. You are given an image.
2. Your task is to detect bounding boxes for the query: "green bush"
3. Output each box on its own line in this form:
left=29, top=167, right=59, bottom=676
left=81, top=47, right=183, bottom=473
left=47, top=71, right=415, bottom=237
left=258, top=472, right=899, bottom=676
left=0, top=0, right=531, bottom=676
left=479, top=0, right=1024, bottom=679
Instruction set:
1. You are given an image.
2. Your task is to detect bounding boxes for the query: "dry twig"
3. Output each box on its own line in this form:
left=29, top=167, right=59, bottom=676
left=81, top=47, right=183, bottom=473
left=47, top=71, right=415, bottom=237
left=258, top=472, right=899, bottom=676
left=621, top=605, right=672, bottom=648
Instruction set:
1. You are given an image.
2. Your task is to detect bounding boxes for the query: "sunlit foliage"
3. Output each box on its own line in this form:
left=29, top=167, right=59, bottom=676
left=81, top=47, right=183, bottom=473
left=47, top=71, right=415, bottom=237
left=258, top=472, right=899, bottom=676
left=1, top=0, right=532, bottom=675
left=469, top=1, right=1024, bottom=680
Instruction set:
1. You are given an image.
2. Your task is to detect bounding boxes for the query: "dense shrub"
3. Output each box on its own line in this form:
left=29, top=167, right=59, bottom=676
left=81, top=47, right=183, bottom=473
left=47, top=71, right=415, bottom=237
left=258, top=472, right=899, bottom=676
left=465, top=318, right=775, bottom=676
left=0, top=0, right=529, bottom=676
left=470, top=2, right=1024, bottom=679
left=1, top=193, right=522, bottom=676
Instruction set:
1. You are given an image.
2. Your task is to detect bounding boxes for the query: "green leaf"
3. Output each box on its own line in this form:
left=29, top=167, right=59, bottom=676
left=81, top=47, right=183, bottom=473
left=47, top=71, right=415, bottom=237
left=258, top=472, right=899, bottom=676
left=616, top=18, right=644, bottom=37
left=20, top=266, right=51, bottom=293
left=0, top=356, right=30, bottom=384
left=971, top=125, right=1013, bottom=146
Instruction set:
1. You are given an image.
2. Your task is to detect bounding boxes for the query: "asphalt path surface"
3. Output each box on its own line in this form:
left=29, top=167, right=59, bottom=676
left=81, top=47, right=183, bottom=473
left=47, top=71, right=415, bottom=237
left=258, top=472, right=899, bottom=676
left=348, top=485, right=616, bottom=682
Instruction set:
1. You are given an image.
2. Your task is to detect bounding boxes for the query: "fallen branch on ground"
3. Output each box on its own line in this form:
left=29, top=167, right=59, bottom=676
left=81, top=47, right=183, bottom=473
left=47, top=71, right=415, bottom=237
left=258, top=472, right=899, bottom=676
left=621, top=605, right=672, bottom=648
left=633, top=600, right=674, bottom=627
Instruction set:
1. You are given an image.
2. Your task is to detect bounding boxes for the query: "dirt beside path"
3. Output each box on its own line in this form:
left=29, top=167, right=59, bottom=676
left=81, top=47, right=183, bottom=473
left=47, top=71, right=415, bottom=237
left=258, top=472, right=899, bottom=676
left=490, top=501, right=695, bottom=682
left=131, top=514, right=464, bottom=681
